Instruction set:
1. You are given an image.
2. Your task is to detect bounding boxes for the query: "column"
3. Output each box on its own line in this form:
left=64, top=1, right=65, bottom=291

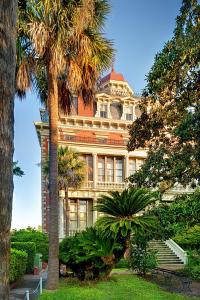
left=121, top=103, right=126, bottom=120
left=59, top=191, right=65, bottom=240
left=95, top=101, right=100, bottom=117
left=125, top=155, right=129, bottom=179
left=107, top=101, right=112, bottom=119
left=93, top=197, right=98, bottom=224
left=93, top=153, right=97, bottom=188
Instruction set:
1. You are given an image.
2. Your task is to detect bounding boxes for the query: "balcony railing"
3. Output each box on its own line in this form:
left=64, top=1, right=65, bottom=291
left=64, top=135, right=126, bottom=146
left=82, top=181, right=126, bottom=190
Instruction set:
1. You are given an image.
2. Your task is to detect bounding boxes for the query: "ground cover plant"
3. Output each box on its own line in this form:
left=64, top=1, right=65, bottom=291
left=40, top=274, right=199, bottom=300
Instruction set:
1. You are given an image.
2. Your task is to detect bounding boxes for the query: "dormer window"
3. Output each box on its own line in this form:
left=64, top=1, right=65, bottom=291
left=125, top=106, right=133, bottom=121
left=100, top=104, right=107, bottom=118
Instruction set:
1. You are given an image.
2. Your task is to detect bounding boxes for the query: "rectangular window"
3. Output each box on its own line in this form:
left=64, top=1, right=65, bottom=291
left=107, top=157, right=114, bottom=182
left=81, top=155, right=93, bottom=182
left=69, top=199, right=88, bottom=232
left=137, top=159, right=144, bottom=170
left=126, top=113, right=133, bottom=120
left=129, top=159, right=136, bottom=176
left=115, top=158, right=123, bottom=182
left=100, top=104, right=107, bottom=118
left=98, top=157, right=105, bottom=182
left=125, top=106, right=133, bottom=121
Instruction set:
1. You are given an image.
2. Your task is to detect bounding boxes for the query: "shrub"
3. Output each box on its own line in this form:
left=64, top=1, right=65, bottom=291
left=60, top=227, right=122, bottom=280
left=129, top=232, right=157, bottom=275
left=11, top=242, right=36, bottom=273
left=10, top=249, right=27, bottom=283
left=174, top=225, right=200, bottom=250
left=11, top=227, right=48, bottom=261
left=146, top=189, right=200, bottom=242
left=115, top=258, right=129, bottom=269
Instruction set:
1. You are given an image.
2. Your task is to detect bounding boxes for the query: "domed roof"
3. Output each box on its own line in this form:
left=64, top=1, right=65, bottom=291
left=100, top=67, right=125, bottom=84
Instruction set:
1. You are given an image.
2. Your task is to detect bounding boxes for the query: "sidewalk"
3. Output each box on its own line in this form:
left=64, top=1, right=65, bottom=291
left=9, top=271, right=47, bottom=300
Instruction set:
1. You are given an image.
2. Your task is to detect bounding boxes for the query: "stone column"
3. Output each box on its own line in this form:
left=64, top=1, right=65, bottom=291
left=59, top=190, right=65, bottom=240
left=93, top=153, right=97, bottom=188
left=107, top=101, right=112, bottom=119
left=95, top=100, right=100, bottom=117
left=125, top=155, right=129, bottom=179
left=121, top=103, right=126, bottom=120
left=93, top=197, right=98, bottom=224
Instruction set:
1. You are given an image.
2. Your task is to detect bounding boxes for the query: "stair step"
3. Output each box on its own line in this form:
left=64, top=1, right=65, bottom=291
left=148, top=239, right=185, bottom=266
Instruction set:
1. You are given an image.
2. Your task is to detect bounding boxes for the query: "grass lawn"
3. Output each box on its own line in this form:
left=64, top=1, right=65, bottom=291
left=40, top=274, right=200, bottom=300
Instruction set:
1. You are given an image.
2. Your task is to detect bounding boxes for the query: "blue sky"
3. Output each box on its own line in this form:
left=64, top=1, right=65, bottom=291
left=12, top=0, right=182, bottom=229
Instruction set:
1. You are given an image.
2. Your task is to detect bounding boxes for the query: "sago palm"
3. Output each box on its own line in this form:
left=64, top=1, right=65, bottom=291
left=44, top=147, right=86, bottom=236
left=95, top=188, right=159, bottom=245
left=17, top=0, right=113, bottom=289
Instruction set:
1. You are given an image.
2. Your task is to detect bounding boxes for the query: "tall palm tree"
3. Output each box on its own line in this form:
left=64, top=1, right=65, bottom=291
left=44, top=147, right=86, bottom=236
left=95, top=188, right=159, bottom=251
left=17, top=0, right=113, bottom=289
left=0, top=1, right=17, bottom=299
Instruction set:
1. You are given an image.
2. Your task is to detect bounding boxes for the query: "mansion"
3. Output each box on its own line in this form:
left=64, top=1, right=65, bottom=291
left=35, top=69, right=192, bottom=238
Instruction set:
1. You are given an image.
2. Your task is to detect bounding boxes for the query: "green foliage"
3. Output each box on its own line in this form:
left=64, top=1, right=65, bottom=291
left=10, top=248, right=27, bottom=283
left=60, top=227, right=122, bottom=280
left=11, top=242, right=36, bottom=273
left=115, top=258, right=129, bottom=269
left=11, top=227, right=48, bottom=261
left=129, top=232, right=157, bottom=275
left=95, top=188, right=159, bottom=238
left=145, top=190, right=200, bottom=242
left=174, top=225, right=200, bottom=250
left=13, top=161, right=24, bottom=176
left=39, top=274, right=194, bottom=300
left=43, top=146, right=86, bottom=190
left=181, top=250, right=200, bottom=280
left=128, top=0, right=200, bottom=188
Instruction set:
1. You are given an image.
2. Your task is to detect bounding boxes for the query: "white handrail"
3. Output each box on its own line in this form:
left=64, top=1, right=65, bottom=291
left=24, top=276, right=43, bottom=299
left=165, top=239, right=188, bottom=264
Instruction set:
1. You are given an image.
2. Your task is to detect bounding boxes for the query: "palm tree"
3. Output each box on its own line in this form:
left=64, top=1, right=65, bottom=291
left=0, top=1, right=17, bottom=299
left=17, top=0, right=113, bottom=289
left=44, top=147, right=86, bottom=236
left=95, top=188, right=159, bottom=252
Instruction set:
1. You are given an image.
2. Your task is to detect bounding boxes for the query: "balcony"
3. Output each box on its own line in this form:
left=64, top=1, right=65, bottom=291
left=82, top=181, right=126, bottom=190
left=64, top=135, right=126, bottom=146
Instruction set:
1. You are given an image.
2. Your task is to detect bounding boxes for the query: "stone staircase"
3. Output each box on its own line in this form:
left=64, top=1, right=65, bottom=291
left=149, top=240, right=184, bottom=266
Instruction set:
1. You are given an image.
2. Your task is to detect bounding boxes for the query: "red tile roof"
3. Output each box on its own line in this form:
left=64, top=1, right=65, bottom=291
left=100, top=68, right=125, bottom=84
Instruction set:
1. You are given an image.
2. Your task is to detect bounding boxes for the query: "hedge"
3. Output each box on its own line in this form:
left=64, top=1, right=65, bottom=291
left=11, top=242, right=36, bottom=273
left=11, top=228, right=49, bottom=261
left=10, top=249, right=27, bottom=283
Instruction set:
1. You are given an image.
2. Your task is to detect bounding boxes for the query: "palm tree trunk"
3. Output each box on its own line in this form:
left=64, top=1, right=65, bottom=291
left=65, top=185, right=70, bottom=236
left=0, top=1, right=16, bottom=299
left=46, top=55, right=59, bottom=290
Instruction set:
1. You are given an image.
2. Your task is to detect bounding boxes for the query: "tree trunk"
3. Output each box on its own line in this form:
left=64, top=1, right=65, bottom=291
left=65, top=186, right=70, bottom=236
left=0, top=1, right=16, bottom=299
left=46, top=55, right=59, bottom=290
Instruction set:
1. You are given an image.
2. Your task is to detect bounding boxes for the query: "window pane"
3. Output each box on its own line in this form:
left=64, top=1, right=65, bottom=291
left=80, top=220, right=87, bottom=229
left=126, top=113, right=133, bottom=121
left=70, top=220, right=77, bottom=230
left=115, top=158, right=123, bottom=182
left=107, top=158, right=114, bottom=182
left=129, top=159, right=136, bottom=176
left=87, top=155, right=93, bottom=181
left=98, top=157, right=105, bottom=182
